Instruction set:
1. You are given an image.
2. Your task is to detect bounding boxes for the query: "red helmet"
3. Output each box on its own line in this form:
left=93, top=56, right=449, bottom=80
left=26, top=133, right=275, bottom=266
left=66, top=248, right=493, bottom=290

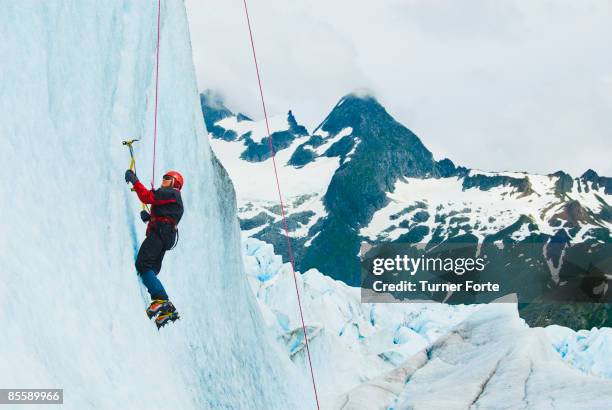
left=164, top=170, right=183, bottom=190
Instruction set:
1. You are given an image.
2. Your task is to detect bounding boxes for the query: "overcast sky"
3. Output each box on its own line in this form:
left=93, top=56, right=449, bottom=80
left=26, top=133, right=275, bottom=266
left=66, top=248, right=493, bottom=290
left=185, top=0, right=611, bottom=176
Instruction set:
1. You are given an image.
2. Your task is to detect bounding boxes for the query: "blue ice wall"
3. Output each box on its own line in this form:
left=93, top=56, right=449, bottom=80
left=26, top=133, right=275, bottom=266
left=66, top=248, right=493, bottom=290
left=0, top=1, right=308, bottom=408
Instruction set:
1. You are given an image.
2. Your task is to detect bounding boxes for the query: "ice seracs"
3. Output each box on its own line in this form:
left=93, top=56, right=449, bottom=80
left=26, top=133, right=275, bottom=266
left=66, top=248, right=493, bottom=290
left=242, top=237, right=612, bottom=408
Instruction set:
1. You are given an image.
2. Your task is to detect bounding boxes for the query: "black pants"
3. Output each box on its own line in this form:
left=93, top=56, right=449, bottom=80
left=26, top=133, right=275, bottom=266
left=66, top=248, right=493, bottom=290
left=135, top=231, right=166, bottom=275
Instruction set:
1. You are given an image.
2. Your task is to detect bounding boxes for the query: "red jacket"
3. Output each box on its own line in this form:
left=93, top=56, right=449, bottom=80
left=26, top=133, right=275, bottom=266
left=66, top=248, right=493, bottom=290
left=133, top=181, right=184, bottom=235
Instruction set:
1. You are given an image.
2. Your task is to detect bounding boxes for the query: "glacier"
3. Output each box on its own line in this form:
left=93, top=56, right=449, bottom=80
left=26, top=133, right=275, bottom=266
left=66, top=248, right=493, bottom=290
left=0, top=1, right=309, bottom=409
left=242, top=237, right=612, bottom=408
left=242, top=237, right=475, bottom=405
left=546, top=325, right=612, bottom=380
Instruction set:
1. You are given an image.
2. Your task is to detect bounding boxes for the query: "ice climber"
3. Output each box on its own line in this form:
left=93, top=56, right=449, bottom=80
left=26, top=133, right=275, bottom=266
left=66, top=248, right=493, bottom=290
left=125, top=169, right=184, bottom=328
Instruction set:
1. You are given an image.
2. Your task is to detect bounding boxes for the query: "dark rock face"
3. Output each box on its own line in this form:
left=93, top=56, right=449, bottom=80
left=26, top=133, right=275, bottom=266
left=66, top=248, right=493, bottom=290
left=239, top=111, right=310, bottom=163
left=288, top=110, right=308, bottom=136
left=320, top=95, right=437, bottom=224
left=412, top=210, right=430, bottom=223
left=240, top=131, right=295, bottom=162
left=581, top=169, right=599, bottom=182
left=200, top=90, right=241, bottom=141
left=600, top=202, right=612, bottom=223
left=548, top=200, right=592, bottom=229
left=581, top=169, right=612, bottom=194
left=200, top=92, right=309, bottom=159
left=390, top=203, right=427, bottom=221
left=298, top=95, right=439, bottom=285
left=563, top=200, right=590, bottom=226
left=288, top=135, right=327, bottom=167
left=236, top=113, right=252, bottom=122
left=462, top=174, right=532, bottom=193
left=545, top=228, right=571, bottom=268
left=278, top=211, right=316, bottom=231
left=239, top=212, right=275, bottom=231
left=436, top=158, right=456, bottom=177
left=200, top=91, right=233, bottom=129
left=552, top=171, right=574, bottom=195
left=435, top=158, right=468, bottom=178
left=287, top=144, right=316, bottom=167
left=323, top=135, right=356, bottom=161
left=395, top=225, right=430, bottom=243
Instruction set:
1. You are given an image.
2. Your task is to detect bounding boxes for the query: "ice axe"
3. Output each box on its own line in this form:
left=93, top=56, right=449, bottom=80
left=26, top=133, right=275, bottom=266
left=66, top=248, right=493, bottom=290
left=122, top=138, right=140, bottom=172
left=122, top=139, right=149, bottom=212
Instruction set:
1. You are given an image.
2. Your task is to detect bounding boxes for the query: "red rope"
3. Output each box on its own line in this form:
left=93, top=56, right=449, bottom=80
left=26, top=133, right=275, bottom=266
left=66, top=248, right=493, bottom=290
left=241, top=1, right=320, bottom=408
left=151, top=0, right=161, bottom=188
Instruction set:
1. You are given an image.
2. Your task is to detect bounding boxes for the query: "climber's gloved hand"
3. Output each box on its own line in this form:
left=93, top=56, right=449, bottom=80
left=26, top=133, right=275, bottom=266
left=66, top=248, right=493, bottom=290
left=125, top=169, right=138, bottom=185
left=140, top=210, right=151, bottom=223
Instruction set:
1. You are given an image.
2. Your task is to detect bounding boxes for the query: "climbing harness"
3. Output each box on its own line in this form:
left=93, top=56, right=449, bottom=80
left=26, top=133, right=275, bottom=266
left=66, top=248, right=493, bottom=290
left=241, top=1, right=320, bottom=408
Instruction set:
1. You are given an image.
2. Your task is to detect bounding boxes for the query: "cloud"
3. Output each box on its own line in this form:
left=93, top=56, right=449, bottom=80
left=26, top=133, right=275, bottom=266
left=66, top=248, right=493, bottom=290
left=186, top=0, right=612, bottom=176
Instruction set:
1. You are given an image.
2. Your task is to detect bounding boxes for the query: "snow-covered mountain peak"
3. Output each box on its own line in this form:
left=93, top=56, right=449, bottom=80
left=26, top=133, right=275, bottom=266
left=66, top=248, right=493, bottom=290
left=313, top=93, right=386, bottom=135
left=205, top=91, right=610, bottom=316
